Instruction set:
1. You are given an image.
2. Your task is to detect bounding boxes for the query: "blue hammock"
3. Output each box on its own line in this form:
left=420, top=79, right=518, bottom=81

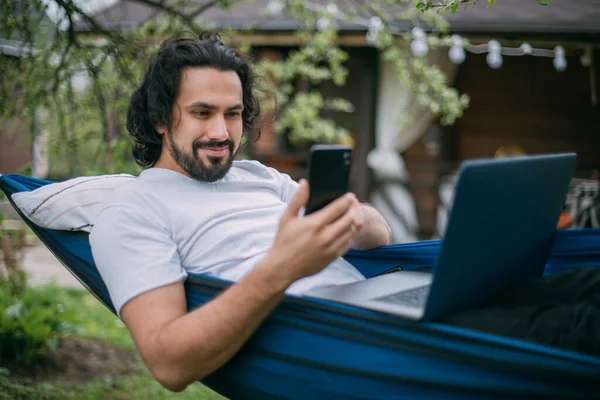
left=2, top=173, right=600, bottom=400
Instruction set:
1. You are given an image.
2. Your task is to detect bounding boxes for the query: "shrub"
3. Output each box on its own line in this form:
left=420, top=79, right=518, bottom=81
left=0, top=283, right=79, bottom=366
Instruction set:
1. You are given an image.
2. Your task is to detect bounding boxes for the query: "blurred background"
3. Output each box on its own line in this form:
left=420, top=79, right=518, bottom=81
left=1, top=1, right=599, bottom=398
left=2, top=0, right=599, bottom=242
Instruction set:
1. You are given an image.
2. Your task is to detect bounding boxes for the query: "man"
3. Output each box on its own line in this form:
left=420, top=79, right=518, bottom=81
left=89, top=33, right=392, bottom=392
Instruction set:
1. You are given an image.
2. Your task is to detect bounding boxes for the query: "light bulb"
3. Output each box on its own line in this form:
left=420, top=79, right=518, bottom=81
left=553, top=45, right=567, bottom=72
left=486, top=52, right=503, bottom=69
left=411, top=27, right=426, bottom=40
left=266, top=0, right=284, bottom=16
left=369, top=16, right=383, bottom=31
left=411, top=39, right=429, bottom=57
left=488, top=40, right=501, bottom=52
left=316, top=17, right=330, bottom=31
left=554, top=45, right=565, bottom=57
left=449, top=46, right=465, bottom=64
left=554, top=56, right=567, bottom=71
left=326, top=3, right=339, bottom=16
left=450, top=34, right=462, bottom=46
left=581, top=53, right=591, bottom=67
left=520, top=43, right=532, bottom=55
left=448, top=35, right=465, bottom=64
left=367, top=16, right=383, bottom=46
left=366, top=31, right=377, bottom=46
left=486, top=40, right=502, bottom=69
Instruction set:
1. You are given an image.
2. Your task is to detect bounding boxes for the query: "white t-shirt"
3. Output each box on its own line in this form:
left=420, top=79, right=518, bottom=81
left=89, top=160, right=365, bottom=316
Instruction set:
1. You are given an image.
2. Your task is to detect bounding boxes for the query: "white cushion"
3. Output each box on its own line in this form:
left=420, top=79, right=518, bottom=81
left=11, top=174, right=136, bottom=232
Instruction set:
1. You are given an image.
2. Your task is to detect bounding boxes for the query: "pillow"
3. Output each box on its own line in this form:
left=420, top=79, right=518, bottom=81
left=11, top=174, right=136, bottom=232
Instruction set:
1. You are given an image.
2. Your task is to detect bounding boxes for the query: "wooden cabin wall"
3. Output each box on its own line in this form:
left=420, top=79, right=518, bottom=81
left=403, top=137, right=441, bottom=239
left=452, top=50, right=600, bottom=176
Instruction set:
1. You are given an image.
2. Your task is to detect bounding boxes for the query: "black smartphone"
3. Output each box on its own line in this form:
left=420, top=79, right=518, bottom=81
left=305, top=144, right=353, bottom=214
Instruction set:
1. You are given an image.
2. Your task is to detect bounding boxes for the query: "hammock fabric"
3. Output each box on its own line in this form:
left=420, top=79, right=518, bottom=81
left=2, top=173, right=600, bottom=400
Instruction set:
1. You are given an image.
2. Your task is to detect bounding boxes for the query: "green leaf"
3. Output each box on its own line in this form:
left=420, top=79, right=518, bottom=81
left=416, top=2, right=427, bottom=12
left=537, top=0, right=551, bottom=5
left=4, top=303, right=23, bottom=321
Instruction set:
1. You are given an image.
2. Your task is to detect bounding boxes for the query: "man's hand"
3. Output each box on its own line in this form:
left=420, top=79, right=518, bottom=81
left=348, top=202, right=392, bottom=250
left=264, top=179, right=361, bottom=285
left=349, top=203, right=392, bottom=250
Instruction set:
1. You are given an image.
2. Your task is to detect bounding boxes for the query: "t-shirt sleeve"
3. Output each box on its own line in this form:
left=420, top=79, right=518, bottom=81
left=275, top=170, right=299, bottom=204
left=89, top=204, right=187, bottom=317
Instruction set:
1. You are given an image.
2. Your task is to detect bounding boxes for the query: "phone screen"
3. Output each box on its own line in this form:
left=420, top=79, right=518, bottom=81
left=305, top=144, right=353, bottom=214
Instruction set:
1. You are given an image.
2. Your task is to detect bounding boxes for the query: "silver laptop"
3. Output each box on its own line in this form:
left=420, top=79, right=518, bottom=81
left=305, top=153, right=576, bottom=321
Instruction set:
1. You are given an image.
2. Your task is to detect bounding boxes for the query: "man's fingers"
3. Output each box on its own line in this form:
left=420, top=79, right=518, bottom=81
left=348, top=202, right=364, bottom=230
left=312, top=193, right=355, bottom=227
left=320, top=212, right=355, bottom=247
left=328, top=228, right=354, bottom=257
left=283, top=179, right=309, bottom=222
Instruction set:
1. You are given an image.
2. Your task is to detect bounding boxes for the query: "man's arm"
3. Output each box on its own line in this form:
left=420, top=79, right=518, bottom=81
left=349, top=203, right=393, bottom=250
left=119, top=180, right=359, bottom=392
left=120, top=257, right=289, bottom=392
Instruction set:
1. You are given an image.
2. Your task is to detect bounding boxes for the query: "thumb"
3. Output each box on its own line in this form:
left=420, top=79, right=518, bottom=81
left=283, top=179, right=309, bottom=221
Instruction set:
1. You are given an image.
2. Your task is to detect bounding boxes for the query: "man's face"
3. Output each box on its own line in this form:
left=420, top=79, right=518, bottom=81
left=156, top=67, right=244, bottom=182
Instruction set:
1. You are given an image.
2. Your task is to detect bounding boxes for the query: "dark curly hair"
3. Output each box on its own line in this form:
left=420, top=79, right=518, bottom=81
left=126, top=32, right=262, bottom=168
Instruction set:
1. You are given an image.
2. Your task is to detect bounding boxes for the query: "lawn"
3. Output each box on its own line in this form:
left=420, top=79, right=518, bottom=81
left=0, top=285, right=226, bottom=400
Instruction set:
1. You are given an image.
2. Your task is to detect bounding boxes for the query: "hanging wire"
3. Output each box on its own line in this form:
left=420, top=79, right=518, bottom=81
left=265, top=0, right=593, bottom=72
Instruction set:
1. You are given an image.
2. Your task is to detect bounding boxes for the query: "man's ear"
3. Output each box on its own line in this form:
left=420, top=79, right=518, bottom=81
left=155, top=123, right=167, bottom=135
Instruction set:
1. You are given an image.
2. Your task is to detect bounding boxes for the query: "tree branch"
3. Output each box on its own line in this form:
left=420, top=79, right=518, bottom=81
left=129, top=0, right=198, bottom=26
left=430, top=0, right=470, bottom=7
left=189, top=0, right=228, bottom=19
left=51, top=41, right=73, bottom=92
left=88, top=63, right=111, bottom=148
left=130, top=0, right=245, bottom=26
left=53, top=0, right=114, bottom=37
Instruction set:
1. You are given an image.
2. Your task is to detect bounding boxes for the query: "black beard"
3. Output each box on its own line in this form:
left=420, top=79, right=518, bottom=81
left=166, top=132, right=237, bottom=182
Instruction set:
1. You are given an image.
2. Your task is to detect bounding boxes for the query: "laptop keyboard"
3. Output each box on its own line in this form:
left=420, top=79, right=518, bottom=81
left=373, top=285, right=431, bottom=308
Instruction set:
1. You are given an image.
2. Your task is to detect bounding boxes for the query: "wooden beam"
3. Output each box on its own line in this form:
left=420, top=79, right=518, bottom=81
left=226, top=32, right=369, bottom=47
left=77, top=30, right=371, bottom=47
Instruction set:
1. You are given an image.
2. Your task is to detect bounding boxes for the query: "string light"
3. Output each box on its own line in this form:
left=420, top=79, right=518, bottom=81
left=266, top=0, right=285, bottom=16
left=325, top=3, right=339, bottom=16
left=520, top=43, right=532, bottom=55
left=486, top=40, right=503, bottom=69
left=448, top=34, right=466, bottom=64
left=366, top=16, right=383, bottom=46
left=464, top=38, right=586, bottom=72
left=553, top=46, right=567, bottom=71
left=315, top=3, right=340, bottom=31
left=581, top=46, right=592, bottom=67
left=316, top=17, right=331, bottom=31
left=277, top=1, right=590, bottom=72
left=410, top=27, right=429, bottom=57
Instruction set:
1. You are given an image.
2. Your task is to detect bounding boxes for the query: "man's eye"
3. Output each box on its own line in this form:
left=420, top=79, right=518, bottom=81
left=227, top=112, right=241, bottom=118
left=195, top=111, right=210, bottom=117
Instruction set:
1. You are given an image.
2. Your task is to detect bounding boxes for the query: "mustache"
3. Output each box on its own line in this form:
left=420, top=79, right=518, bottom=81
left=193, top=140, right=234, bottom=151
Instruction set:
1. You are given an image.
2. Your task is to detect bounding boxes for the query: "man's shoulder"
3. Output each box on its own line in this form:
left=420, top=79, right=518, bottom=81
left=230, top=159, right=283, bottom=181
left=99, top=170, right=166, bottom=214
left=104, top=175, right=148, bottom=201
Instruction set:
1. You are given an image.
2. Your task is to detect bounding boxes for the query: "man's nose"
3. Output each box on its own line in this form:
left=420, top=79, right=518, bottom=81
left=207, top=115, right=229, bottom=141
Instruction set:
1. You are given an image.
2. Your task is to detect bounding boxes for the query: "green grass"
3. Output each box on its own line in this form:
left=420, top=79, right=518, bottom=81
left=2, top=286, right=227, bottom=400
left=1, top=372, right=225, bottom=400
left=59, top=289, right=135, bottom=350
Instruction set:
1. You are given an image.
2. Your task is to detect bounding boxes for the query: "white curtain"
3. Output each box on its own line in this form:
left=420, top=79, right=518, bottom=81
left=368, top=46, right=459, bottom=243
